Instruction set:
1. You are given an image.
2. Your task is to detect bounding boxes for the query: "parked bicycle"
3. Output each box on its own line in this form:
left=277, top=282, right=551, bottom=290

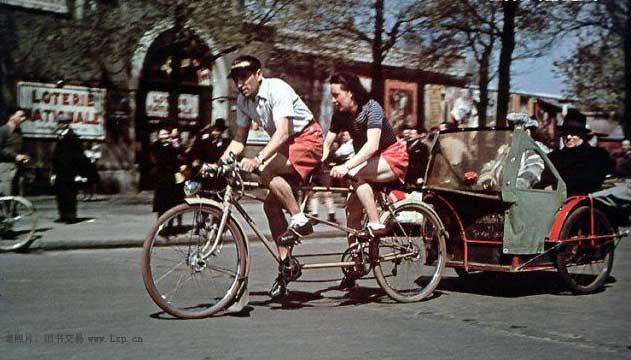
left=0, top=194, right=37, bottom=252
left=141, top=155, right=446, bottom=319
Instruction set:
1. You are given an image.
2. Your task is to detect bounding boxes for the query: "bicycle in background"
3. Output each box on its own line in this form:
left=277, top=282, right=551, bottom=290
left=0, top=194, right=37, bottom=252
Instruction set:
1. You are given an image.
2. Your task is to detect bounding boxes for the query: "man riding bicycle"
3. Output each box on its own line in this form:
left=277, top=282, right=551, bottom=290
left=221, top=55, right=323, bottom=297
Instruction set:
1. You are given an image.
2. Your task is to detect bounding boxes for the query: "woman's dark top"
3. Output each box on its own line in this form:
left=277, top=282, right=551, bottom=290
left=329, top=99, right=397, bottom=153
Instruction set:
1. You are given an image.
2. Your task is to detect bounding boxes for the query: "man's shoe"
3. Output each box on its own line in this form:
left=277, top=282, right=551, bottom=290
left=338, top=277, right=357, bottom=291
left=278, top=222, right=313, bottom=247
left=269, top=274, right=287, bottom=298
left=279, top=256, right=302, bottom=282
left=327, top=213, right=337, bottom=223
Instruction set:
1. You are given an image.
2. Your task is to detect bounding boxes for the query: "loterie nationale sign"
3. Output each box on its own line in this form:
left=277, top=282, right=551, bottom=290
left=0, top=0, right=69, bottom=14
left=17, top=82, right=106, bottom=139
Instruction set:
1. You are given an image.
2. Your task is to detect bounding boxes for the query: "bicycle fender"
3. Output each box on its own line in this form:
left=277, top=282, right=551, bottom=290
left=379, top=199, right=446, bottom=231
left=184, top=197, right=223, bottom=208
left=547, top=195, right=591, bottom=242
left=183, top=197, right=251, bottom=279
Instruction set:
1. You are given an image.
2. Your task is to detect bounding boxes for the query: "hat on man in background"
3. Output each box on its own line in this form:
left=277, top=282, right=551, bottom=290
left=557, top=109, right=590, bottom=135
left=506, top=112, right=539, bottom=130
left=56, top=113, right=72, bottom=123
left=211, top=118, right=227, bottom=132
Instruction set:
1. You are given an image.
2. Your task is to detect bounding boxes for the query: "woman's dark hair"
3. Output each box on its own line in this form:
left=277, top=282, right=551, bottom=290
left=329, top=72, right=370, bottom=107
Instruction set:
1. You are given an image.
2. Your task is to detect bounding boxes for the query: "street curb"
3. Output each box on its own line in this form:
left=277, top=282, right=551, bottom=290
left=29, top=230, right=346, bottom=251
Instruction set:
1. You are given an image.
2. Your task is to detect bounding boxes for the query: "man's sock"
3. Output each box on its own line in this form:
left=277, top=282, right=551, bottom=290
left=367, top=222, right=386, bottom=230
left=291, top=212, right=309, bottom=226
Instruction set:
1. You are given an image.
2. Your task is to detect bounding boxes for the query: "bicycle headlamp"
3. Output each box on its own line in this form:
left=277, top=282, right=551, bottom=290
left=184, top=180, right=201, bottom=197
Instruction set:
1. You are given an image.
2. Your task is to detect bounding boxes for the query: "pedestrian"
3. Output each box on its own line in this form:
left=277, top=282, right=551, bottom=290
left=545, top=109, right=611, bottom=196
left=151, top=128, right=181, bottom=222
left=0, top=107, right=31, bottom=195
left=403, top=127, right=429, bottom=187
left=613, top=139, right=631, bottom=178
left=51, top=113, right=84, bottom=223
left=186, top=118, right=229, bottom=168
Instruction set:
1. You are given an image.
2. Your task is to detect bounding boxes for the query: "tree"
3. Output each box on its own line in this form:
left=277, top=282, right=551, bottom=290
left=285, top=0, right=437, bottom=105
left=8, top=1, right=292, bottom=88
left=412, top=0, right=500, bottom=126
left=554, top=1, right=631, bottom=138
left=418, top=0, right=556, bottom=127
left=495, top=0, right=517, bottom=127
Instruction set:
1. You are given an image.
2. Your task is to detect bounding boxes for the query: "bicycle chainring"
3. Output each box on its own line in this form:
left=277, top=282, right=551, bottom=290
left=341, top=244, right=371, bottom=279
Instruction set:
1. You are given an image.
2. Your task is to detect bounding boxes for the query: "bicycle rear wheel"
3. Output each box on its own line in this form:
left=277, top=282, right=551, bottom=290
left=0, top=196, right=37, bottom=252
left=372, top=202, right=446, bottom=302
left=142, top=203, right=247, bottom=319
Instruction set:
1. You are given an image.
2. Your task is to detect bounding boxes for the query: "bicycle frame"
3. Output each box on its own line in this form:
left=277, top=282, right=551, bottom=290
left=192, top=176, right=406, bottom=272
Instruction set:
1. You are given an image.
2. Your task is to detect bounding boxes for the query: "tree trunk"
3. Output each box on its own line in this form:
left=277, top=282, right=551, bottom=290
left=496, top=1, right=517, bottom=127
left=478, top=36, right=495, bottom=127
left=477, top=44, right=493, bottom=127
left=371, top=0, right=385, bottom=105
left=624, top=0, right=631, bottom=139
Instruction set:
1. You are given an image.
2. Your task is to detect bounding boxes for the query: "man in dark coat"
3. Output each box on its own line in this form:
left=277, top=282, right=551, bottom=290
left=403, top=127, right=429, bottom=187
left=546, top=109, right=611, bottom=196
left=186, top=118, right=229, bottom=167
left=52, top=113, right=85, bottom=223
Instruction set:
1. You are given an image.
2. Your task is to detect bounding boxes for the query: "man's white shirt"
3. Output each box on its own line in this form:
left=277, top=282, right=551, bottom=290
left=235, top=77, right=313, bottom=136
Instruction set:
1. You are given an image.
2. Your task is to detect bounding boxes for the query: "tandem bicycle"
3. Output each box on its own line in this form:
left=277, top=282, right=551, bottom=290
left=141, top=156, right=446, bottom=319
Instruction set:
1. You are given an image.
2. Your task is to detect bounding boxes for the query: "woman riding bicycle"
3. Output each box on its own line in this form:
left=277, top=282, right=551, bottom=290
left=324, top=72, right=409, bottom=289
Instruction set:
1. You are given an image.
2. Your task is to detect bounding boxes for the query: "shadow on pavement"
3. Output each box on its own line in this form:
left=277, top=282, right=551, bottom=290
left=438, top=272, right=616, bottom=297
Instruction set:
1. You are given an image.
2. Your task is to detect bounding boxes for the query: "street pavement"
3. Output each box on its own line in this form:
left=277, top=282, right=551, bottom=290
left=26, top=192, right=349, bottom=251
left=1, top=241, right=630, bottom=360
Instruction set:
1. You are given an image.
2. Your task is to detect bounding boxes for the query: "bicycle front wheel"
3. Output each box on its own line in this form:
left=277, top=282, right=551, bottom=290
left=142, top=203, right=247, bottom=319
left=0, top=196, right=37, bottom=252
left=372, top=202, right=446, bottom=302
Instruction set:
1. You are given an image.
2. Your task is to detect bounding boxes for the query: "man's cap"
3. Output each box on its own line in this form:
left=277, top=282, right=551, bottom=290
left=228, top=55, right=261, bottom=79
left=211, top=118, right=227, bottom=131
left=557, top=109, right=590, bottom=135
left=506, top=112, right=539, bottom=130
left=56, top=113, right=72, bottom=123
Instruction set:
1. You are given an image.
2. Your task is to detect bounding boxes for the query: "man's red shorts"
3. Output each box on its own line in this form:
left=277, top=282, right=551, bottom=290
left=381, top=140, right=409, bottom=183
left=280, top=121, right=324, bottom=181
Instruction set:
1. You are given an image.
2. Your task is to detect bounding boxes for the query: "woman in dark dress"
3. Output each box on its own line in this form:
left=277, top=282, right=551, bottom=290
left=151, top=128, right=181, bottom=218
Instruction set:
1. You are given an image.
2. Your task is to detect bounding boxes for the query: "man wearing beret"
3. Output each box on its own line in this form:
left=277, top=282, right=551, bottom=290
left=52, top=113, right=84, bottom=224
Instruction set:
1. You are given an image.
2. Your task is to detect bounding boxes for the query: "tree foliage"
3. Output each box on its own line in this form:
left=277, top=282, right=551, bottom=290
left=416, top=0, right=558, bottom=126
left=8, top=0, right=291, bottom=85
left=553, top=1, right=630, bottom=137
left=284, top=0, right=446, bottom=105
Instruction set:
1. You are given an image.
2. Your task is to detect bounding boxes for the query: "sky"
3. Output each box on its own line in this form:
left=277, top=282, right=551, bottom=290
left=511, top=41, right=573, bottom=98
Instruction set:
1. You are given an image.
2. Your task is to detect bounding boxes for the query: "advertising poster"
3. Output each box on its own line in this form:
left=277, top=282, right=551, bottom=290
left=17, top=82, right=106, bottom=139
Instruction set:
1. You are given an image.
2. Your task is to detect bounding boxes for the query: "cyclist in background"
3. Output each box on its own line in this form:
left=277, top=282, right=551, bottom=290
left=0, top=107, right=30, bottom=196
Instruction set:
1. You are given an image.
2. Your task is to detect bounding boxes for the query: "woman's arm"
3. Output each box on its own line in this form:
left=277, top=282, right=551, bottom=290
left=330, top=128, right=381, bottom=178
left=344, top=128, right=381, bottom=169
left=322, top=130, right=337, bottom=161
